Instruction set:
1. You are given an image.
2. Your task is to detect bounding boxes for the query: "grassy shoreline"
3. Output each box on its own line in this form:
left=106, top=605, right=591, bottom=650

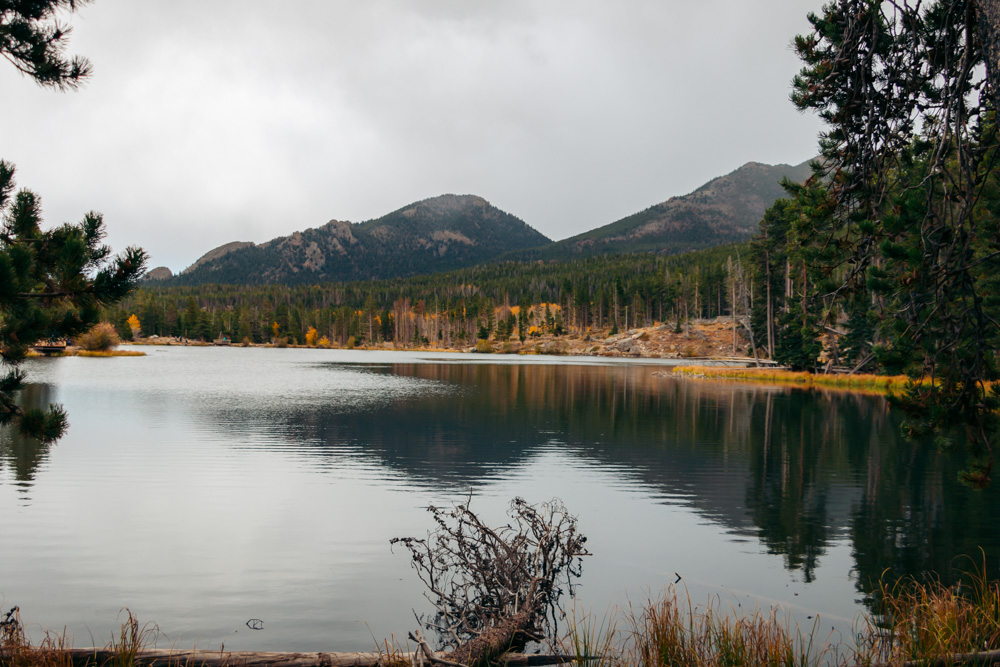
left=4, top=570, right=999, bottom=666
left=26, top=349, right=145, bottom=358
left=671, top=365, right=913, bottom=395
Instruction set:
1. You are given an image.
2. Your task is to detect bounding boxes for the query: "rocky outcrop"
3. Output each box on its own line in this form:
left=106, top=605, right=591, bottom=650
left=144, top=266, right=173, bottom=281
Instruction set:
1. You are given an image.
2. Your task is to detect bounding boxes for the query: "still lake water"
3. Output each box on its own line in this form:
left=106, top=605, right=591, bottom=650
left=1, top=346, right=999, bottom=652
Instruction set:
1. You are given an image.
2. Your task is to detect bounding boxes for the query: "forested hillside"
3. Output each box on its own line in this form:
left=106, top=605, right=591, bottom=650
left=111, top=244, right=750, bottom=348
left=160, top=159, right=810, bottom=287
left=173, top=194, right=550, bottom=285
left=520, top=160, right=811, bottom=260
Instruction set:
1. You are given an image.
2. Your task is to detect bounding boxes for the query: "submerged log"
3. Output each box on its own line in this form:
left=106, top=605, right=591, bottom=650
left=0, top=648, right=574, bottom=667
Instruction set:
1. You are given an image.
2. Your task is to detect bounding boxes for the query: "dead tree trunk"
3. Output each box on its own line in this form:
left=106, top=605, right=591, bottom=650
left=392, top=499, right=589, bottom=667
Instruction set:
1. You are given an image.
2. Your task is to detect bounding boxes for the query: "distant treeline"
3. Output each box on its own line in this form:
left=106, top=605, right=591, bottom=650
left=107, top=245, right=752, bottom=347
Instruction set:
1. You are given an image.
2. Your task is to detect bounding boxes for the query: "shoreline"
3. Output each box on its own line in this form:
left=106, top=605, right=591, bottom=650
left=669, top=364, right=910, bottom=395
left=121, top=331, right=916, bottom=397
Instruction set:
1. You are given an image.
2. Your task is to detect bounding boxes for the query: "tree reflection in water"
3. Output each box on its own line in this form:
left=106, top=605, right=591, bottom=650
left=8, top=360, right=999, bottom=608
left=0, top=383, right=59, bottom=493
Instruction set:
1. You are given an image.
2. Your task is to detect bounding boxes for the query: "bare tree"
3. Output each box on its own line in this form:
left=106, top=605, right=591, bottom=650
left=391, top=498, right=589, bottom=666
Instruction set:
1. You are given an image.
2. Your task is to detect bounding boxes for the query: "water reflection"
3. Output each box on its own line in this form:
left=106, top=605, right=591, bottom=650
left=3, top=350, right=999, bottom=642
left=194, top=360, right=999, bottom=594
left=0, top=383, right=59, bottom=492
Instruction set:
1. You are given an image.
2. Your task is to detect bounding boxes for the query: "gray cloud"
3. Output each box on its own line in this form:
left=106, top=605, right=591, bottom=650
left=0, top=1, right=826, bottom=272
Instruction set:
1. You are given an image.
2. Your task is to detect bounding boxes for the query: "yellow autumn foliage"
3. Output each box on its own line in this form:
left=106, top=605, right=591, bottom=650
left=126, top=313, right=141, bottom=338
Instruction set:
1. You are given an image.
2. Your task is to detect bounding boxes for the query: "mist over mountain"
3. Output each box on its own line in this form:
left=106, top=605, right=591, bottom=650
left=171, top=159, right=811, bottom=286
left=524, top=160, right=812, bottom=260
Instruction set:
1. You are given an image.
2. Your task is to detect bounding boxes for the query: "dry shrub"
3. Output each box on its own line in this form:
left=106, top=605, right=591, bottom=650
left=858, top=557, right=1000, bottom=664
left=75, top=322, right=120, bottom=351
left=392, top=498, right=589, bottom=663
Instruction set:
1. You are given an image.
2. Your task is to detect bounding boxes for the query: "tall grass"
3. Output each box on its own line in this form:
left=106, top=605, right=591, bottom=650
left=103, top=610, right=159, bottom=667
left=0, top=608, right=157, bottom=667
left=561, top=608, right=619, bottom=667
left=856, top=555, right=1000, bottom=665
left=565, top=569, right=1000, bottom=667
left=5, top=571, right=1000, bottom=666
left=565, top=588, right=834, bottom=667
left=0, top=607, right=71, bottom=667
left=673, top=366, right=912, bottom=395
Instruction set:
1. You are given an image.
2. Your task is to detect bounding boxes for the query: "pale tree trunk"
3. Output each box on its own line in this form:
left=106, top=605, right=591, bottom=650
left=974, top=0, right=1000, bottom=109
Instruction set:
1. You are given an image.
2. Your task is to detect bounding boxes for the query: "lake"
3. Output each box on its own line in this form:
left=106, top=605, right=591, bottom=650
left=1, top=346, right=998, bottom=653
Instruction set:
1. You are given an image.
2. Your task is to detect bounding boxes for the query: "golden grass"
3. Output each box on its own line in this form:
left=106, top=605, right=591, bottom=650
left=25, top=349, right=145, bottom=359
left=71, top=350, right=145, bottom=358
left=566, top=588, right=833, bottom=667
left=856, top=556, right=1000, bottom=665
left=673, top=366, right=912, bottom=395
left=1, top=609, right=157, bottom=667
left=564, top=564, right=1000, bottom=667
left=4, top=569, right=1000, bottom=667
left=0, top=607, right=72, bottom=667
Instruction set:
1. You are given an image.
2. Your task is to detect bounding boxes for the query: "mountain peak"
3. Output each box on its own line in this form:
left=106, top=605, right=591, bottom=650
left=533, top=159, right=812, bottom=259
left=174, top=195, right=549, bottom=285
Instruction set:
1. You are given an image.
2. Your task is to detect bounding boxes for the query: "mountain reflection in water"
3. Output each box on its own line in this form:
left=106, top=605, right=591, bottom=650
left=1, top=348, right=998, bottom=651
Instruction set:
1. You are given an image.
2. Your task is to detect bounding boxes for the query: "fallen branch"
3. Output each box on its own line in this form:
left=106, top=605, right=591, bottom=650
left=0, top=647, right=578, bottom=667
left=392, top=498, right=589, bottom=666
left=862, top=647, right=1000, bottom=666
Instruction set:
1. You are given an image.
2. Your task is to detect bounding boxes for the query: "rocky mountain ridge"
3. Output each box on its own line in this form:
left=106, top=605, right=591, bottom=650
left=172, top=194, right=550, bottom=285
left=159, top=159, right=813, bottom=285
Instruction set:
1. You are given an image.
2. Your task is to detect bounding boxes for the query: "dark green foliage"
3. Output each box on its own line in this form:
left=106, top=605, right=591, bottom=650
left=838, top=301, right=875, bottom=368
left=772, top=303, right=822, bottom=372
left=112, top=244, right=750, bottom=350
left=0, top=0, right=92, bottom=90
left=0, top=161, right=147, bottom=440
left=753, top=0, right=1000, bottom=483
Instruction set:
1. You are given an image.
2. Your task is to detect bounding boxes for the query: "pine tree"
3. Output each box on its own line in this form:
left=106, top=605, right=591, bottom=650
left=0, top=0, right=93, bottom=90
left=0, top=162, right=146, bottom=440
left=789, top=0, right=1000, bottom=483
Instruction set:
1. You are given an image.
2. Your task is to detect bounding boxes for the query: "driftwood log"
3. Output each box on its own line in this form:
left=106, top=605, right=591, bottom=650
left=0, top=648, right=576, bottom=667
left=866, top=648, right=1000, bottom=666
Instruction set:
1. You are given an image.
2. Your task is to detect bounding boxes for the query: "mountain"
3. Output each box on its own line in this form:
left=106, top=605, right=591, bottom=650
left=173, top=159, right=812, bottom=286
left=174, top=194, right=551, bottom=285
left=528, top=160, right=812, bottom=259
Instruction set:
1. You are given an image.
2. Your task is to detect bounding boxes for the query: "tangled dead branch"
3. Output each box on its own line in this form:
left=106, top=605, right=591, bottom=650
left=391, top=497, right=589, bottom=666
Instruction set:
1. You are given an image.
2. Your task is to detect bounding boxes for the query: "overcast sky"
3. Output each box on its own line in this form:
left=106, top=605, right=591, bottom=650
left=1, top=1, right=826, bottom=273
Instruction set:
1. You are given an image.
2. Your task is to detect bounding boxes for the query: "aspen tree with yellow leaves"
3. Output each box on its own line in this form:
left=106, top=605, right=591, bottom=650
left=126, top=314, right=141, bottom=340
